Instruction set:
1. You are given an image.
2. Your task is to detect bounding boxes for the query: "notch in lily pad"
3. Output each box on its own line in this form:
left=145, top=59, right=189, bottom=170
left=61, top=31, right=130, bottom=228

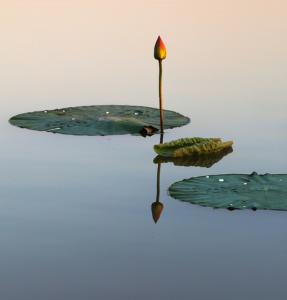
left=169, top=173, right=287, bottom=211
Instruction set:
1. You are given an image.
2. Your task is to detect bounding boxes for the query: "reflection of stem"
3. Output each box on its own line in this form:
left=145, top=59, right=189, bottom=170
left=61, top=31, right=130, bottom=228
left=160, top=132, right=164, bottom=144
left=156, top=163, right=161, bottom=203
left=159, top=60, right=164, bottom=134
left=156, top=134, right=164, bottom=203
left=151, top=134, right=164, bottom=223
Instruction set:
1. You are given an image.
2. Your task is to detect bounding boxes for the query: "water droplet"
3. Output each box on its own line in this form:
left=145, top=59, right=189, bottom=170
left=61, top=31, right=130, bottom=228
left=44, top=110, right=48, bottom=113
left=62, top=110, right=66, bottom=113
left=206, top=176, right=209, bottom=178
left=72, top=118, right=76, bottom=121
left=134, top=112, right=139, bottom=115
left=243, top=182, right=247, bottom=185
left=47, top=127, right=61, bottom=131
left=219, top=178, right=224, bottom=182
left=106, top=111, right=109, bottom=114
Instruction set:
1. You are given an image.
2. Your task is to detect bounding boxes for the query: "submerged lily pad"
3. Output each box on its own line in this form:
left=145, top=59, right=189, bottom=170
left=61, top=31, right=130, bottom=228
left=169, top=173, right=287, bottom=211
left=154, top=137, right=233, bottom=157
left=153, top=147, right=233, bottom=167
left=9, top=105, right=190, bottom=136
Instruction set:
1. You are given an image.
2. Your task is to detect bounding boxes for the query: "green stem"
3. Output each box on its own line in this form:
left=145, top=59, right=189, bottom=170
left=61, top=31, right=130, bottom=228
left=158, top=60, right=164, bottom=134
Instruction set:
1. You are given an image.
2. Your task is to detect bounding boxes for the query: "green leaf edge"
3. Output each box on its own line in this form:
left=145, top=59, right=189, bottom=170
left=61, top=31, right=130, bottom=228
left=154, top=137, right=233, bottom=157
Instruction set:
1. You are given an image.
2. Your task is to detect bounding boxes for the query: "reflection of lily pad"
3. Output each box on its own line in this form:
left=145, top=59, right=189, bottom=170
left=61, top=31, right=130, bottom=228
left=154, top=137, right=233, bottom=157
left=9, top=105, right=190, bottom=136
left=153, top=147, right=233, bottom=167
left=169, top=173, right=287, bottom=211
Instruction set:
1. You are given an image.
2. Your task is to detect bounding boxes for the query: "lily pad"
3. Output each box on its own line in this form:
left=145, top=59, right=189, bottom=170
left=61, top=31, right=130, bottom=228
left=154, top=137, right=233, bottom=157
left=153, top=147, right=233, bottom=167
left=9, top=105, right=190, bottom=136
left=169, top=173, right=287, bottom=211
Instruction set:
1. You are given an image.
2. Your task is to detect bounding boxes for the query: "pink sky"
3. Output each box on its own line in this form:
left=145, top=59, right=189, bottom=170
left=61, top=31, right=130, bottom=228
left=1, top=1, right=286, bottom=117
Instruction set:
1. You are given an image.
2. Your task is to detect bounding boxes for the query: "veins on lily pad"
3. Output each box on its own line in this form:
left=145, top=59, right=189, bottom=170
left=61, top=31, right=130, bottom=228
left=9, top=105, right=190, bottom=136
left=169, top=173, right=287, bottom=211
left=154, top=137, right=233, bottom=158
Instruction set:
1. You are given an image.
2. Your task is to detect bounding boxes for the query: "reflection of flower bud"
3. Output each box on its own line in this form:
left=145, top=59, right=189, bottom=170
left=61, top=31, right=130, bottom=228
left=154, top=36, right=167, bottom=61
left=151, top=201, right=164, bottom=223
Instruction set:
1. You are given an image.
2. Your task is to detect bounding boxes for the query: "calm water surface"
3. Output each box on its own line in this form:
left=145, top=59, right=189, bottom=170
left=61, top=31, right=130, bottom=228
left=1, top=1, right=287, bottom=299
left=0, top=104, right=286, bottom=300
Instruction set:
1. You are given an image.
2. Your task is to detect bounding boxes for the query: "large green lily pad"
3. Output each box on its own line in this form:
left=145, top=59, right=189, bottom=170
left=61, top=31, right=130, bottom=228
left=154, top=137, right=233, bottom=157
left=9, top=105, right=190, bottom=136
left=169, top=173, right=287, bottom=211
left=153, top=147, right=233, bottom=167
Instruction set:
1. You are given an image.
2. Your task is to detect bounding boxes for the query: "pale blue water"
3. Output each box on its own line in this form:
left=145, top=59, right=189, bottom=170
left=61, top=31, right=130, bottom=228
left=0, top=101, right=287, bottom=299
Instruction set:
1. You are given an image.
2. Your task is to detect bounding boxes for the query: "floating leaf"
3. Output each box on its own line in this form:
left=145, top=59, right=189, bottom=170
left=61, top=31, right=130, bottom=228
left=9, top=105, right=190, bottom=136
left=154, top=137, right=233, bottom=157
left=169, top=173, right=287, bottom=211
left=153, top=147, right=233, bottom=167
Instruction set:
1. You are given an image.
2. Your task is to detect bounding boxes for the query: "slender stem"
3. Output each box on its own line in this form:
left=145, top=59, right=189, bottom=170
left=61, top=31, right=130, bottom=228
left=155, top=64, right=164, bottom=205
left=158, top=60, right=164, bottom=134
left=156, top=133, right=163, bottom=202
left=156, top=163, right=161, bottom=203
left=160, top=132, right=164, bottom=144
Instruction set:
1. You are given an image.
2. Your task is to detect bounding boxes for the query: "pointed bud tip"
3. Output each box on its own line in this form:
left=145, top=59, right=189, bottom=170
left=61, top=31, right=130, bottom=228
left=154, top=36, right=167, bottom=61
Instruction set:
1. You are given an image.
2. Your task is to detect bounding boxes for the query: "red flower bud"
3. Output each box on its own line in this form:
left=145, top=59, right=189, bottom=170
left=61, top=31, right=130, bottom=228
left=154, top=36, right=167, bottom=61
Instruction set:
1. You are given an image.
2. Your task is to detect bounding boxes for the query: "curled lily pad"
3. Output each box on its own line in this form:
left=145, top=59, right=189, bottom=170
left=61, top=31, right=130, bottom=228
left=9, top=105, right=190, bottom=136
left=153, top=147, right=233, bottom=167
left=154, top=137, right=233, bottom=157
left=169, top=173, right=287, bottom=211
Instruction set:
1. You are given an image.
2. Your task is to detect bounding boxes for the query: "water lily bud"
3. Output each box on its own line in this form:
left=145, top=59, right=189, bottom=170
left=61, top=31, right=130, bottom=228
left=151, top=201, right=164, bottom=223
left=154, top=36, right=167, bottom=61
